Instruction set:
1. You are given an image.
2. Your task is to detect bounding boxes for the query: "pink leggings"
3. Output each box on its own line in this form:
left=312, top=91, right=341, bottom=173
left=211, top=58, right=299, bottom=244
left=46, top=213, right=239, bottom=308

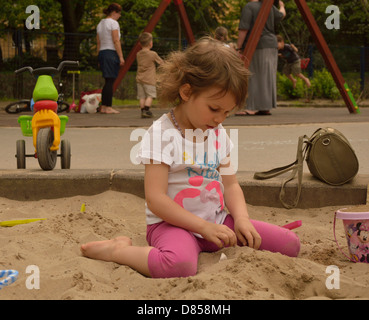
left=146, top=215, right=300, bottom=278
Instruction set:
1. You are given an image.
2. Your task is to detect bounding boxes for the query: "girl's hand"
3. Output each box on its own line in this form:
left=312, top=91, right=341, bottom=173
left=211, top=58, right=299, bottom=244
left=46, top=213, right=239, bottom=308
left=234, top=217, right=262, bottom=249
left=200, top=222, right=237, bottom=248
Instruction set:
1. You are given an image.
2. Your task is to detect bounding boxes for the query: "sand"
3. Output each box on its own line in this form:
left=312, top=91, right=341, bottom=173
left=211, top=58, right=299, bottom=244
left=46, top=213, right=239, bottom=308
left=0, top=190, right=368, bottom=300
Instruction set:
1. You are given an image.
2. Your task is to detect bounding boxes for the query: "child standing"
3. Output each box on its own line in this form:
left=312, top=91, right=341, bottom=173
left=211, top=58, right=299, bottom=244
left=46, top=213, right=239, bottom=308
left=214, top=26, right=235, bottom=49
left=136, top=32, right=163, bottom=118
left=277, top=35, right=311, bottom=89
left=81, top=37, right=300, bottom=279
left=214, top=26, right=229, bottom=44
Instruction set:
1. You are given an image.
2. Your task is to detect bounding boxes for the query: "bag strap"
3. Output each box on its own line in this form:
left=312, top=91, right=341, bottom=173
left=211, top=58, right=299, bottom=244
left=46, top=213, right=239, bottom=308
left=254, top=135, right=308, bottom=209
left=253, top=160, right=298, bottom=180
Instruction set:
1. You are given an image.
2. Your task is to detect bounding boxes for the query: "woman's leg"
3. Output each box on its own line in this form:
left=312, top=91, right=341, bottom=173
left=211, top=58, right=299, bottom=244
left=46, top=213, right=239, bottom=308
left=101, top=78, right=119, bottom=114
left=101, top=78, right=114, bottom=106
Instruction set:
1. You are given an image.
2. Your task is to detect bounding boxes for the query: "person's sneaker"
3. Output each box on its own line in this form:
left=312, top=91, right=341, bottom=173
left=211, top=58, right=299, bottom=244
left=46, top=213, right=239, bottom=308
left=141, top=107, right=153, bottom=118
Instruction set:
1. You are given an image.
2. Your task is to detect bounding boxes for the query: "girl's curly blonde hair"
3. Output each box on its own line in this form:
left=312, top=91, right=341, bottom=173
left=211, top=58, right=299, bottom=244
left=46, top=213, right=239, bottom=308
left=157, top=37, right=250, bottom=110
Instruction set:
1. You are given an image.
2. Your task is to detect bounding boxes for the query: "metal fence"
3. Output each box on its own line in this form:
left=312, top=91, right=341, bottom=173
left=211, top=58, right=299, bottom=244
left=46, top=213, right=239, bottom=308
left=1, top=29, right=368, bottom=101
left=0, top=29, right=188, bottom=100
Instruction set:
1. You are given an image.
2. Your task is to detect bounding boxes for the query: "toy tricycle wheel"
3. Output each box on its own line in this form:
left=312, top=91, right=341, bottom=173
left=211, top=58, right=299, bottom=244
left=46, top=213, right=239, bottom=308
left=5, top=100, right=31, bottom=114
left=60, top=139, right=71, bottom=169
left=16, top=140, right=26, bottom=169
left=37, top=127, right=57, bottom=170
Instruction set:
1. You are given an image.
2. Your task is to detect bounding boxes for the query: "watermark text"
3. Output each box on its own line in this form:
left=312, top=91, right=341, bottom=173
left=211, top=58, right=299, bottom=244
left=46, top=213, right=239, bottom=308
left=25, top=265, right=40, bottom=290
left=25, top=5, right=40, bottom=30
left=325, top=265, right=340, bottom=290
left=325, top=5, right=340, bottom=30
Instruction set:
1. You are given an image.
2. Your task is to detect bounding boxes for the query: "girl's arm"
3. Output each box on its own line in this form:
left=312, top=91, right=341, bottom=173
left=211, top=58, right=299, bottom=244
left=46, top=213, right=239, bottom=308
left=145, top=162, right=237, bottom=248
left=112, top=29, right=125, bottom=66
left=220, top=160, right=261, bottom=249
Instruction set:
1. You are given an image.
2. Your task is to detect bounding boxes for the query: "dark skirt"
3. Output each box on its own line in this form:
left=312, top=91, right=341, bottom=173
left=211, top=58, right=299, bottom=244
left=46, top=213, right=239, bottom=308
left=98, top=49, right=120, bottom=79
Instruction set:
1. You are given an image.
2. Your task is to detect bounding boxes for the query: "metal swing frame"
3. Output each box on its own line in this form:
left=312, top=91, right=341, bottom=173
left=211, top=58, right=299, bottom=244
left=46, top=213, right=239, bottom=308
left=113, top=0, right=358, bottom=114
left=113, top=0, right=195, bottom=92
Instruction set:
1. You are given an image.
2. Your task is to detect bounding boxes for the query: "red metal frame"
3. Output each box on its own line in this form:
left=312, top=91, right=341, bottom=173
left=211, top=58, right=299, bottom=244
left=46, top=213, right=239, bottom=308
left=242, top=0, right=274, bottom=69
left=294, top=0, right=358, bottom=113
left=113, top=0, right=195, bottom=92
left=241, top=0, right=358, bottom=114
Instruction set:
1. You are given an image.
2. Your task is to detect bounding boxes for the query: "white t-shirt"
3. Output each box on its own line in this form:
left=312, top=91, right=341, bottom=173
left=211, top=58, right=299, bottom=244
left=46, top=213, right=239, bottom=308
left=136, top=114, right=233, bottom=235
left=97, top=18, right=121, bottom=51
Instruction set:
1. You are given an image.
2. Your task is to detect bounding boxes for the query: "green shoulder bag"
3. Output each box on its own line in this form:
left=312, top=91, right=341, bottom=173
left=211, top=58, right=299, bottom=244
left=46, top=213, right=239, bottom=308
left=253, top=128, right=359, bottom=209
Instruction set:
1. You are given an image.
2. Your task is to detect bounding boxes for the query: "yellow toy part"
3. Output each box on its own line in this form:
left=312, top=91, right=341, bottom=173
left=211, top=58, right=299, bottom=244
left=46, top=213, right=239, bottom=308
left=0, top=218, right=46, bottom=227
left=80, top=203, right=86, bottom=213
left=31, top=109, right=61, bottom=152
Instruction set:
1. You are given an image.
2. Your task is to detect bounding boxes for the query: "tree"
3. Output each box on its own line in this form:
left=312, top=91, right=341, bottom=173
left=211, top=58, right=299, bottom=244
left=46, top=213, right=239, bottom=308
left=57, top=0, right=87, bottom=60
left=1, top=0, right=368, bottom=70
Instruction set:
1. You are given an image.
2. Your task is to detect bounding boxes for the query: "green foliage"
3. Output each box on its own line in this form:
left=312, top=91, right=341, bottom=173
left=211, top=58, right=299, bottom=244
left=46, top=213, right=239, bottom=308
left=0, top=0, right=64, bottom=31
left=277, top=68, right=362, bottom=101
left=120, top=0, right=162, bottom=38
left=281, top=0, right=369, bottom=47
left=0, top=0, right=368, bottom=101
left=310, top=69, right=340, bottom=100
left=277, top=72, right=306, bottom=100
left=1, top=52, right=49, bottom=71
left=343, top=73, right=363, bottom=99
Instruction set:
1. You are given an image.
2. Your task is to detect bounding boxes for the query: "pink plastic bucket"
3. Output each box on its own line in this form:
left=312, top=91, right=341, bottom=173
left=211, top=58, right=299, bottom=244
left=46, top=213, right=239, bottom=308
left=334, top=206, right=369, bottom=263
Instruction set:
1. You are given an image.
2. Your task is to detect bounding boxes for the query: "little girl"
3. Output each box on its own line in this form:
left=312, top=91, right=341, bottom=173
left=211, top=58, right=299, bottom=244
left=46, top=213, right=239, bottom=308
left=81, top=37, right=300, bottom=278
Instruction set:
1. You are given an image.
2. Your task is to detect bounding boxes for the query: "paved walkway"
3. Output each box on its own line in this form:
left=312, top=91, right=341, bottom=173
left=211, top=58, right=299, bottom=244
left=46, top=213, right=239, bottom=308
left=1, top=102, right=369, bottom=128
left=0, top=102, right=368, bottom=208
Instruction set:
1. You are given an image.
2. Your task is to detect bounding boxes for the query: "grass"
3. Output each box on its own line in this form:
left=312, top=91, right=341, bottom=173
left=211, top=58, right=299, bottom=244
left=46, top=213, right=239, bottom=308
left=112, top=98, right=160, bottom=107
left=1, top=70, right=368, bottom=103
left=113, top=98, right=138, bottom=106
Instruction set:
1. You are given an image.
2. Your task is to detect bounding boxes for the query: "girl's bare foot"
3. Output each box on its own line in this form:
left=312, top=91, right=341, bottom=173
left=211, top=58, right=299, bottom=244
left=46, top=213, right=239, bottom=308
left=80, top=236, right=132, bottom=262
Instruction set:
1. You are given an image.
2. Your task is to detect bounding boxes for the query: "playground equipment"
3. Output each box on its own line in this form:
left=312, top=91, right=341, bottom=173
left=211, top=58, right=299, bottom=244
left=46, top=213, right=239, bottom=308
left=0, top=270, right=18, bottom=290
left=112, top=0, right=358, bottom=114
left=5, top=79, right=70, bottom=114
left=241, top=0, right=359, bottom=114
left=15, top=60, right=79, bottom=170
left=112, top=0, right=195, bottom=93
left=67, top=70, right=80, bottom=111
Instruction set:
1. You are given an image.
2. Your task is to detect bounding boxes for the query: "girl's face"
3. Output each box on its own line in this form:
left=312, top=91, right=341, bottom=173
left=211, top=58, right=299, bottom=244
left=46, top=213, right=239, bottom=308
left=179, top=85, right=237, bottom=133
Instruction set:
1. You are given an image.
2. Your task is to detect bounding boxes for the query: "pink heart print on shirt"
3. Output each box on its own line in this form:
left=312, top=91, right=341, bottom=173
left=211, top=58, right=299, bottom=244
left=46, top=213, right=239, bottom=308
left=173, top=176, right=224, bottom=222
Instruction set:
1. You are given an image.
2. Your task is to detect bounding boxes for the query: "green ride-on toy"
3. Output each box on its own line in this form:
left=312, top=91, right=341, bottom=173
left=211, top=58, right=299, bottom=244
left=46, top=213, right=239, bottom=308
left=15, top=60, right=79, bottom=170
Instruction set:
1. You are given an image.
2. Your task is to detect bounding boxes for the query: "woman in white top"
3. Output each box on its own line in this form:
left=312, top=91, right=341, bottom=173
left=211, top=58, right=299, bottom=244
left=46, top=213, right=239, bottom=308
left=96, top=3, right=125, bottom=114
